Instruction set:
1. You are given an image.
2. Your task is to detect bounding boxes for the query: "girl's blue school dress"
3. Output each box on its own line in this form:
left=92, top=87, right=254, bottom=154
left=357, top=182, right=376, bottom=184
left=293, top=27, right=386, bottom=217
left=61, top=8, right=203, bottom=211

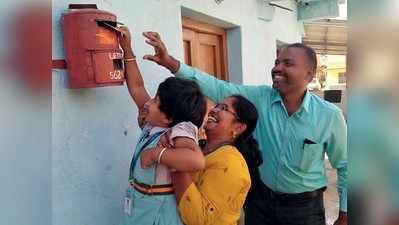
left=120, top=124, right=184, bottom=225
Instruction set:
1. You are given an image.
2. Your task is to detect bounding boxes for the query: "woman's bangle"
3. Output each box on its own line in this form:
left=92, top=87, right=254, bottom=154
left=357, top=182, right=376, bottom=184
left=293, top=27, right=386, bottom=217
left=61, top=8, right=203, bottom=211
left=157, top=147, right=168, bottom=164
left=124, top=56, right=136, bottom=62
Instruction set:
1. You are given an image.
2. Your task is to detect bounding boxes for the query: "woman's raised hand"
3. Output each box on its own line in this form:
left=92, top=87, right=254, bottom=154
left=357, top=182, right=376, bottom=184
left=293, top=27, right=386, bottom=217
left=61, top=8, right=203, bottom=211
left=142, top=31, right=180, bottom=73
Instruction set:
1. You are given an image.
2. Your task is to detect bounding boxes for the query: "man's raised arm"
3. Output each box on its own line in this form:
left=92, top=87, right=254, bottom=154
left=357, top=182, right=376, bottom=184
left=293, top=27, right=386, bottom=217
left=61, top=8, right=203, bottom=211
left=142, top=31, right=267, bottom=104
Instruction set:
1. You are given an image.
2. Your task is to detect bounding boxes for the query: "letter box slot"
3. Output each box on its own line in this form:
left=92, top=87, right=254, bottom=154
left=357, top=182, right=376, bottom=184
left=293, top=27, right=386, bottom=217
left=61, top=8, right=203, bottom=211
left=113, top=58, right=124, bottom=70
left=96, top=20, right=123, bottom=31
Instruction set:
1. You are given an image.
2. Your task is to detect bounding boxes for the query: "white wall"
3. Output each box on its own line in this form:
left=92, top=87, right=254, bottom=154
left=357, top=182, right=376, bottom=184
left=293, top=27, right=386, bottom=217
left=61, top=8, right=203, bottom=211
left=52, top=1, right=183, bottom=225
left=180, top=0, right=302, bottom=85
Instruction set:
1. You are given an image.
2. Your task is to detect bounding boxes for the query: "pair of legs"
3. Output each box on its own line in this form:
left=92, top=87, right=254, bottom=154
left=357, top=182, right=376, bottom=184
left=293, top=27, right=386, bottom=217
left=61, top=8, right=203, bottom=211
left=245, top=180, right=326, bottom=225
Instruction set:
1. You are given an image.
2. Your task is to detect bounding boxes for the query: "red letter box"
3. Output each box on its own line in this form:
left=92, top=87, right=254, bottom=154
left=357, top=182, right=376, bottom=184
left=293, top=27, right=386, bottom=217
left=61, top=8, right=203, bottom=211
left=62, top=5, right=124, bottom=88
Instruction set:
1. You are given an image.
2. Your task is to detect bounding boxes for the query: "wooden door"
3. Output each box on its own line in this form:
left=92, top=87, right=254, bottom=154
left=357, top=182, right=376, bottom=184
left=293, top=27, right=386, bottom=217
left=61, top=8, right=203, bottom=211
left=182, top=17, right=228, bottom=80
left=182, top=17, right=229, bottom=140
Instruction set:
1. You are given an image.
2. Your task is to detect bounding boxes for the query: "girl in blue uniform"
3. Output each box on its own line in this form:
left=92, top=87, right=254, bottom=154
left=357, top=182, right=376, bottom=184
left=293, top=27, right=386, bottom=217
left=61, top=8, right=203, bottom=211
left=117, top=26, right=207, bottom=225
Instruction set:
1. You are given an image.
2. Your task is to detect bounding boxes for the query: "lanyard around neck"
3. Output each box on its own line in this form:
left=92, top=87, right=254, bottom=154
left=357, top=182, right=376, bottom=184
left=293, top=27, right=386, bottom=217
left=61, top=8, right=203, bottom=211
left=129, top=130, right=165, bottom=180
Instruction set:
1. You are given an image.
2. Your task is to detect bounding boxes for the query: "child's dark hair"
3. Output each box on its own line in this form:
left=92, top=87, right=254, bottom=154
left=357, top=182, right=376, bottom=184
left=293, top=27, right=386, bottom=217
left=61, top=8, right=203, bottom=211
left=230, top=95, right=263, bottom=172
left=157, top=77, right=207, bottom=128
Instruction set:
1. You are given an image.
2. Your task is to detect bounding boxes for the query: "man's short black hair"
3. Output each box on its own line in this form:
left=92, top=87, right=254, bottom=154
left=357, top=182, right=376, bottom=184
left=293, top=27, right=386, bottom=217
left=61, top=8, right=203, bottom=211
left=285, top=43, right=317, bottom=71
left=157, top=77, right=207, bottom=128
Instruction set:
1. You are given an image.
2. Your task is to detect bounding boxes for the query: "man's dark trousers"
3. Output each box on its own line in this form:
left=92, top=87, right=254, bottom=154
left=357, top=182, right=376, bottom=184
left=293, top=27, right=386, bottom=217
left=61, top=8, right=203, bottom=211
left=244, top=179, right=326, bottom=225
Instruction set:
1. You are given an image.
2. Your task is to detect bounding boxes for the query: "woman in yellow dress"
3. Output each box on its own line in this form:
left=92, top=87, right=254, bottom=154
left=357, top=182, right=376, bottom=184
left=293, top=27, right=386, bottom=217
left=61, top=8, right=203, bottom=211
left=138, top=31, right=262, bottom=225
left=171, top=95, right=261, bottom=225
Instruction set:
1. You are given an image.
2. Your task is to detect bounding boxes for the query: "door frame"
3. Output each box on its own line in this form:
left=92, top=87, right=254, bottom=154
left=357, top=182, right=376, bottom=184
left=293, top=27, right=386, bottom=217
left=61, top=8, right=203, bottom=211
left=182, top=17, right=229, bottom=80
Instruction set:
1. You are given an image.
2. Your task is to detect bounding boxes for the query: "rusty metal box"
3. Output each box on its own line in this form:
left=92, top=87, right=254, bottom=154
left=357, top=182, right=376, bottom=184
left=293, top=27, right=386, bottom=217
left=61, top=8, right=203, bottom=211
left=62, top=7, right=124, bottom=88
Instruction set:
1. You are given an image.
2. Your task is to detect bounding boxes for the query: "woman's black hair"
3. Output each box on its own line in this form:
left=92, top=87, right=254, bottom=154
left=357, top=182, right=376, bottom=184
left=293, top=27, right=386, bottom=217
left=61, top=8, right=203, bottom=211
left=157, top=77, right=207, bottom=128
left=230, top=95, right=264, bottom=207
left=230, top=95, right=263, bottom=182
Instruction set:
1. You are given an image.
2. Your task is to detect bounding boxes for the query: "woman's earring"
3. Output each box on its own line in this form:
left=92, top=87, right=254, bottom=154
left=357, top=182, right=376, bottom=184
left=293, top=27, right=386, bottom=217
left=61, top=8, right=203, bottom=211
left=232, top=131, right=237, bottom=139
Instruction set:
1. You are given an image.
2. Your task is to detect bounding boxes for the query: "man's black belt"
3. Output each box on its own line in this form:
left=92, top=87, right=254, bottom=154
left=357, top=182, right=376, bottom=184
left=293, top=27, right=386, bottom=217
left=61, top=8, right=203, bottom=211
left=264, top=185, right=326, bottom=201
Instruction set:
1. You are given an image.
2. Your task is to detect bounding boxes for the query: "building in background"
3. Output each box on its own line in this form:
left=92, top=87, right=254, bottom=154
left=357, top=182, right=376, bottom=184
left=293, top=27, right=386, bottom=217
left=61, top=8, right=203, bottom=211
left=303, top=17, right=347, bottom=116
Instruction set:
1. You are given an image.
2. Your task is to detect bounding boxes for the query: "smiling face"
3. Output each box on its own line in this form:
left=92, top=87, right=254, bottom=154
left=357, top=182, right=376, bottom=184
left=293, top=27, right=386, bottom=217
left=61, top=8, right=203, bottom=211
left=204, top=97, right=246, bottom=141
left=271, top=47, right=315, bottom=96
left=143, top=95, right=172, bottom=127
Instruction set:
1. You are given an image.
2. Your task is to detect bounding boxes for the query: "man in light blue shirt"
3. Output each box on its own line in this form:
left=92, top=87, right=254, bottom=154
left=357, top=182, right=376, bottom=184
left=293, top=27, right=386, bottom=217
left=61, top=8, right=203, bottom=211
left=141, top=32, right=347, bottom=225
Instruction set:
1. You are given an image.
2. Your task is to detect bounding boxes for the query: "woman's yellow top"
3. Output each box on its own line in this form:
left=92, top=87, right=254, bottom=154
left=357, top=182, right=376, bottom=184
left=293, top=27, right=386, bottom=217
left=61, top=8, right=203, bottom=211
left=178, top=145, right=251, bottom=225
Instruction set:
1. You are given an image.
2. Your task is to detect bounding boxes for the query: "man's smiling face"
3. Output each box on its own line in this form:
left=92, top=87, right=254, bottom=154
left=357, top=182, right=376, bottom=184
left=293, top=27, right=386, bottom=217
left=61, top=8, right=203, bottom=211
left=271, top=47, right=315, bottom=96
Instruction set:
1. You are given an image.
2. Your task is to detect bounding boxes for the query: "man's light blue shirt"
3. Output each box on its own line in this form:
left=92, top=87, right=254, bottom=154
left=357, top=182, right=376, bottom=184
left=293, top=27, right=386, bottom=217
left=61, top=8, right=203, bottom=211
left=176, top=63, right=348, bottom=211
